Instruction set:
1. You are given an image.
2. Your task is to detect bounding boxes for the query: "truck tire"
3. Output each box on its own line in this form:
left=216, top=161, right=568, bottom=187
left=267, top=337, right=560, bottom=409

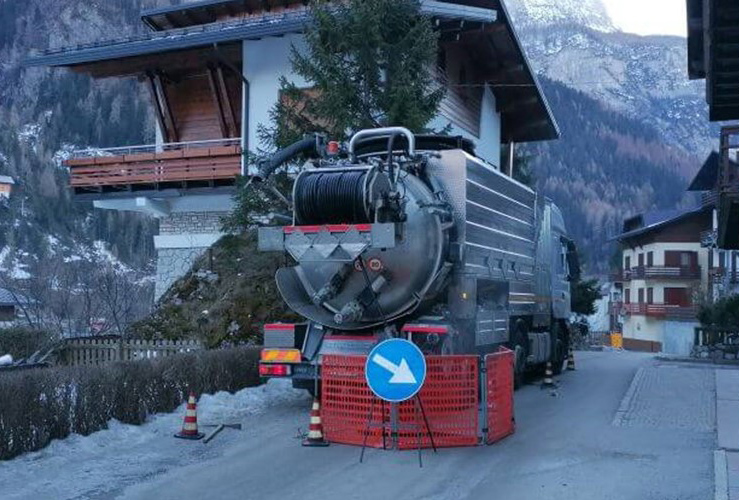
left=512, top=322, right=528, bottom=389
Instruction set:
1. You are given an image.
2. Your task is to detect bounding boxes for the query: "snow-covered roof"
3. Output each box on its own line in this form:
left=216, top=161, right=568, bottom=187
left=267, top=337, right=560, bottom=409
left=0, top=176, right=15, bottom=185
left=0, top=288, right=31, bottom=306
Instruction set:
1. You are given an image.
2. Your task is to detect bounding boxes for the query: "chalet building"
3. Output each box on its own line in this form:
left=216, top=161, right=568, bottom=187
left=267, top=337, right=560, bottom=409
left=27, top=0, right=557, bottom=300
left=613, top=153, right=739, bottom=355
left=686, top=0, right=739, bottom=249
left=614, top=208, right=714, bottom=354
left=0, top=176, right=15, bottom=199
left=0, top=288, right=31, bottom=326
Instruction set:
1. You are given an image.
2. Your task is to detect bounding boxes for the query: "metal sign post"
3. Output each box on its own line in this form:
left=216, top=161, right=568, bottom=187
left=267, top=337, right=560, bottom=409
left=361, top=339, right=436, bottom=466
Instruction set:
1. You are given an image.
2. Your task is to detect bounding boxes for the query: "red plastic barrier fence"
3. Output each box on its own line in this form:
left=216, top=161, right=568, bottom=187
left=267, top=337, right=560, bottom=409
left=396, top=356, right=478, bottom=449
left=321, top=354, right=479, bottom=449
left=485, top=348, right=515, bottom=444
left=321, top=355, right=388, bottom=448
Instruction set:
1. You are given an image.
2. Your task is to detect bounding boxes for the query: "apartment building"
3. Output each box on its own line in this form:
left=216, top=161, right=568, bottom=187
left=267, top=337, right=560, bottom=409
left=614, top=208, right=712, bottom=354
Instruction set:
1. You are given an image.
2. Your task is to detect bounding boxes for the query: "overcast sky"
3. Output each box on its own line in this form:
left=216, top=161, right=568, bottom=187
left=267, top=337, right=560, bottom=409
left=603, top=0, right=687, bottom=37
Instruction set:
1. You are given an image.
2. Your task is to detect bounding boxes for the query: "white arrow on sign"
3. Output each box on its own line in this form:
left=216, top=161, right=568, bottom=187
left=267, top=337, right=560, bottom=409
left=372, top=354, right=417, bottom=384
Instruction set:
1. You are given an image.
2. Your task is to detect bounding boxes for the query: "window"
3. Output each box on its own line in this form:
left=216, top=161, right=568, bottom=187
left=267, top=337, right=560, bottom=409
left=625, top=289, right=631, bottom=304
left=638, top=288, right=644, bottom=304
left=647, top=288, right=653, bottom=304
left=638, top=253, right=644, bottom=267
left=624, top=256, right=631, bottom=270
left=666, top=251, right=697, bottom=268
left=647, top=251, right=654, bottom=267
left=664, top=288, right=690, bottom=307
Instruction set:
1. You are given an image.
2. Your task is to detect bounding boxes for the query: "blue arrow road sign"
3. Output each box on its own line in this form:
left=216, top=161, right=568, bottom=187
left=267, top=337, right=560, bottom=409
left=365, top=339, right=427, bottom=403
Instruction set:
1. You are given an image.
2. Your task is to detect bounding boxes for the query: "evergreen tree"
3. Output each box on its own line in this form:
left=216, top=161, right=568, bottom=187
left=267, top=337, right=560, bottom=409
left=226, top=0, right=444, bottom=230
left=571, top=279, right=602, bottom=316
left=261, top=0, right=444, bottom=149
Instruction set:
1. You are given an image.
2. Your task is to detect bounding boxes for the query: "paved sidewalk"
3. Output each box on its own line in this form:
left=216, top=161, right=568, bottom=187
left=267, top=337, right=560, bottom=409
left=716, top=370, right=739, bottom=500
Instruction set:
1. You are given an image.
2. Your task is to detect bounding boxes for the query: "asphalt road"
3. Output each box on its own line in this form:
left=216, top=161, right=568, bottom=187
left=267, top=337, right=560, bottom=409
left=118, top=350, right=714, bottom=500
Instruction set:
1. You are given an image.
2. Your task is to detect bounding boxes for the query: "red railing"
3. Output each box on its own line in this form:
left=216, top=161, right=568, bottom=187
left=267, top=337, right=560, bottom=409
left=64, top=139, right=242, bottom=190
left=622, top=266, right=701, bottom=281
left=622, top=302, right=698, bottom=320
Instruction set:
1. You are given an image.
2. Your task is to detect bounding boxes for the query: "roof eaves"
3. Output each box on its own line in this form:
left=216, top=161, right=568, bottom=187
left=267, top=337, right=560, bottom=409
left=24, top=13, right=308, bottom=67
left=613, top=206, right=707, bottom=242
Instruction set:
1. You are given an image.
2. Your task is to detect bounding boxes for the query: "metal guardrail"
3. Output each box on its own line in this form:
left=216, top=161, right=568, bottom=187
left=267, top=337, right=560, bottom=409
left=70, top=138, right=241, bottom=159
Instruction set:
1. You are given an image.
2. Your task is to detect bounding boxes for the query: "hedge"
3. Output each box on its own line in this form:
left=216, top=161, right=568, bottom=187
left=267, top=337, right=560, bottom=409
left=0, top=347, right=260, bottom=461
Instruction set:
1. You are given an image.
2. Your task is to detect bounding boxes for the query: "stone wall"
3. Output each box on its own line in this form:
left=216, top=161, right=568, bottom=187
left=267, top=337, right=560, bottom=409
left=158, top=212, right=225, bottom=235
left=155, top=248, right=208, bottom=300
left=154, top=211, right=228, bottom=300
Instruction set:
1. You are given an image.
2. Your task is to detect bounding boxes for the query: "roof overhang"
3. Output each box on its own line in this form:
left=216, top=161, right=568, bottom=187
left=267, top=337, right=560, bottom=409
left=686, top=0, right=739, bottom=121
left=25, top=0, right=557, bottom=142
left=448, top=0, right=558, bottom=142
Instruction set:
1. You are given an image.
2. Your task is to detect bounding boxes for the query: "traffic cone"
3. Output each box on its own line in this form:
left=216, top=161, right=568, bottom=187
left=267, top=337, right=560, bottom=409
left=302, top=398, right=329, bottom=447
left=175, top=392, right=205, bottom=440
left=566, top=346, right=576, bottom=371
left=541, top=361, right=556, bottom=388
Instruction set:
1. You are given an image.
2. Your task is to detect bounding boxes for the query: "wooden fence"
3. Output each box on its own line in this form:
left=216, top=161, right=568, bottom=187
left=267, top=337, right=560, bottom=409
left=60, top=337, right=203, bottom=366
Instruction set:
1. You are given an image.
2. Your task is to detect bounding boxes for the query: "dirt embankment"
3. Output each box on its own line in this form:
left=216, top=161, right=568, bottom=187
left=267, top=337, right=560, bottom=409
left=130, top=231, right=300, bottom=347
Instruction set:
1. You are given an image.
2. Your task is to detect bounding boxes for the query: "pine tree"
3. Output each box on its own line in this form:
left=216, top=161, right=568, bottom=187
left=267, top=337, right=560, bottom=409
left=261, top=0, right=443, bottom=149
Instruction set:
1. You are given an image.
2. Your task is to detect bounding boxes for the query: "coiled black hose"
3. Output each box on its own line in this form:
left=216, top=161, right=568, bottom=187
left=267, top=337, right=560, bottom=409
left=294, top=171, right=370, bottom=225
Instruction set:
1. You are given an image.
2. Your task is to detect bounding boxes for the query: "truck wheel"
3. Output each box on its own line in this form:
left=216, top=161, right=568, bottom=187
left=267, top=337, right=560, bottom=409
left=512, top=324, right=528, bottom=389
left=551, top=321, right=567, bottom=375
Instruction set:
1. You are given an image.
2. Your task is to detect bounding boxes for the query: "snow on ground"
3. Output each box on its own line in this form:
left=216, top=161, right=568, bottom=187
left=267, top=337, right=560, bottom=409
left=0, top=380, right=309, bottom=500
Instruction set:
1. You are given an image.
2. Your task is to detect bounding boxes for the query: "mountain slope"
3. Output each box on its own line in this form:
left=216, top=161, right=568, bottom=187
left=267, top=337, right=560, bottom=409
left=508, top=0, right=717, bottom=162
left=529, top=78, right=696, bottom=269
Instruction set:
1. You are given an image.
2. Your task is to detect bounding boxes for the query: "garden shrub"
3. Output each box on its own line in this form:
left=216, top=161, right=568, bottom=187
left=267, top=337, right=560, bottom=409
left=0, top=347, right=260, bottom=460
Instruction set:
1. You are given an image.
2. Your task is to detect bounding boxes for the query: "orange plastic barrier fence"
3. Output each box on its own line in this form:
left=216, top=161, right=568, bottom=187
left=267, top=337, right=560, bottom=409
left=485, top=348, right=515, bottom=444
left=321, top=354, right=479, bottom=449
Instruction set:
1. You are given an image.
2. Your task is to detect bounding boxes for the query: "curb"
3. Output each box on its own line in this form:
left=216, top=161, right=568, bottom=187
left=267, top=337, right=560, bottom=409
left=612, top=367, right=645, bottom=427
left=716, top=450, right=729, bottom=500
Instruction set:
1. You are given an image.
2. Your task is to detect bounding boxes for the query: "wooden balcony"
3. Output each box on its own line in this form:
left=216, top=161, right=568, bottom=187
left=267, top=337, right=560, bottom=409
left=622, top=266, right=701, bottom=281
left=64, top=139, right=242, bottom=195
left=622, top=303, right=698, bottom=321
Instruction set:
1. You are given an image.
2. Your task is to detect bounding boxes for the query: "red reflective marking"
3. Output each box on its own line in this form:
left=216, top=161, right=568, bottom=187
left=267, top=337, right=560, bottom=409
left=324, top=335, right=377, bottom=341
left=264, top=323, right=295, bottom=331
left=401, top=325, right=449, bottom=334
left=283, top=224, right=372, bottom=234
left=259, top=364, right=291, bottom=376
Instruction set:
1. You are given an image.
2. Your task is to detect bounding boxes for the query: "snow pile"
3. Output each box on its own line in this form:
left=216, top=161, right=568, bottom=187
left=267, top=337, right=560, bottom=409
left=0, top=354, right=12, bottom=366
left=0, top=380, right=308, bottom=500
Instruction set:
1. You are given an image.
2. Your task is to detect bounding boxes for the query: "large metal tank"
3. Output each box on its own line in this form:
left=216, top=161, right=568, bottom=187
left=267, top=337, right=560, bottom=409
left=259, top=129, right=449, bottom=330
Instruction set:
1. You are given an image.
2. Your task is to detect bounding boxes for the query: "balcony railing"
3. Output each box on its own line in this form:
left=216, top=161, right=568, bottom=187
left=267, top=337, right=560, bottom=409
left=622, top=302, right=698, bottom=321
left=711, top=268, right=739, bottom=284
left=622, top=266, right=701, bottom=281
left=64, top=139, right=242, bottom=193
